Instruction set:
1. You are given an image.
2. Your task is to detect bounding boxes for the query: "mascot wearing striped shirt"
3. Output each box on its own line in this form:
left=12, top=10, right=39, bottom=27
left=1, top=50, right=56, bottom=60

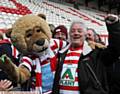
left=0, top=14, right=66, bottom=93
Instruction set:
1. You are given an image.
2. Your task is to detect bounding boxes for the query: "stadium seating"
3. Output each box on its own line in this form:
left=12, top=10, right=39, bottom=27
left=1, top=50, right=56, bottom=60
left=0, top=0, right=108, bottom=45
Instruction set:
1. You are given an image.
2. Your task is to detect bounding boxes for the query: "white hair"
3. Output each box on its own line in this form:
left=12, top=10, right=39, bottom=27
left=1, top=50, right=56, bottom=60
left=69, top=21, right=87, bottom=33
left=68, top=21, right=87, bottom=42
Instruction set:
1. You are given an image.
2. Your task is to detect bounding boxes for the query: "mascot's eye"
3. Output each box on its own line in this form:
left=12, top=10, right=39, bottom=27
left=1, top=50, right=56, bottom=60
left=36, top=29, right=41, bottom=32
left=26, top=33, right=32, bottom=38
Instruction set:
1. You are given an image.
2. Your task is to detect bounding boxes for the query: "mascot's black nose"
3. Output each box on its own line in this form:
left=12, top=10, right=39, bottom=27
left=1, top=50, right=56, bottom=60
left=36, top=39, right=45, bottom=46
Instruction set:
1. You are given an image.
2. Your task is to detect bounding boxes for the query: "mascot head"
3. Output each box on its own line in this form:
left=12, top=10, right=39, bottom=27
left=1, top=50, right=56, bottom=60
left=10, top=14, right=52, bottom=55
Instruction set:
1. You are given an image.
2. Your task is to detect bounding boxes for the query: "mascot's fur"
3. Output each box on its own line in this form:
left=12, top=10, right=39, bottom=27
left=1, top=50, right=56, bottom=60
left=11, top=14, right=51, bottom=55
left=0, top=14, right=52, bottom=90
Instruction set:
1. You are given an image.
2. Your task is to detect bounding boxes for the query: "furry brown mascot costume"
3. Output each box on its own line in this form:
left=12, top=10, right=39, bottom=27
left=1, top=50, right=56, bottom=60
left=0, top=14, right=67, bottom=93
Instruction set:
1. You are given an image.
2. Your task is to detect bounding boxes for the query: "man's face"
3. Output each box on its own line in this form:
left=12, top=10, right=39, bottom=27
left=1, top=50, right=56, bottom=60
left=86, top=29, right=95, bottom=41
left=70, top=23, right=85, bottom=47
left=54, top=31, right=67, bottom=40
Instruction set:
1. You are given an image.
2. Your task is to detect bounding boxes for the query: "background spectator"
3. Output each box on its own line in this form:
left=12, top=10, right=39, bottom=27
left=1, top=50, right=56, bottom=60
left=53, top=25, right=68, bottom=41
left=49, top=24, right=56, bottom=35
left=0, top=31, right=19, bottom=89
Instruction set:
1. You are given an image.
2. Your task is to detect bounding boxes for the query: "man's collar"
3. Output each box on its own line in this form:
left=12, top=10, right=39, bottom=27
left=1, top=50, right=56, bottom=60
left=59, top=41, right=92, bottom=55
left=82, top=41, right=92, bottom=55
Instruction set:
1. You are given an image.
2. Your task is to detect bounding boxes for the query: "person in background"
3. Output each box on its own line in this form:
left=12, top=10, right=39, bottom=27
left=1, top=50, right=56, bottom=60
left=0, top=32, right=3, bottom=40
left=53, top=25, right=68, bottom=41
left=95, top=34, right=104, bottom=43
left=86, top=28, right=97, bottom=41
left=49, top=24, right=55, bottom=35
left=0, top=31, right=21, bottom=91
left=0, top=31, right=12, bottom=58
left=0, top=32, right=13, bottom=91
left=86, top=28, right=106, bottom=49
left=52, top=14, right=120, bottom=94
left=86, top=28, right=103, bottom=43
left=5, top=28, right=20, bottom=65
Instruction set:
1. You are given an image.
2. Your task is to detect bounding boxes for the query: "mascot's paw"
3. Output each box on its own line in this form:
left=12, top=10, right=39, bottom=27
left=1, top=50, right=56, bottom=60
left=105, top=14, right=119, bottom=24
left=0, top=55, right=19, bottom=83
left=0, top=55, right=15, bottom=71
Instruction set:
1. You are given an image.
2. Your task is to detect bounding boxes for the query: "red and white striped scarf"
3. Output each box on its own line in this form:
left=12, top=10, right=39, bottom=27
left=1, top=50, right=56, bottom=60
left=59, top=45, right=83, bottom=94
left=19, top=39, right=67, bottom=93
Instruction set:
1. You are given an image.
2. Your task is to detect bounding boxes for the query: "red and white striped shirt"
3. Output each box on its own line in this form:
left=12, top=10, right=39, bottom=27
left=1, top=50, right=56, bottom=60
left=19, top=39, right=67, bottom=93
left=59, top=46, right=83, bottom=94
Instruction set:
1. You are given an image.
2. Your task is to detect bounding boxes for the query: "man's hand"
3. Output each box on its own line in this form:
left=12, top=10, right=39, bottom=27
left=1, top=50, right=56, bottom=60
left=105, top=14, right=119, bottom=24
left=0, top=79, right=13, bottom=91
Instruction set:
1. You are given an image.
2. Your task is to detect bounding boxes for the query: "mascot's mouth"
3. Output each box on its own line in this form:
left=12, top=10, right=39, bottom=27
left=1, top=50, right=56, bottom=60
left=33, top=39, right=49, bottom=53
left=38, top=47, right=48, bottom=52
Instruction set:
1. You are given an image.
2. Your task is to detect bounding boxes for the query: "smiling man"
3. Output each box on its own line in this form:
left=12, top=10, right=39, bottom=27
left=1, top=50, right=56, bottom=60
left=52, top=15, right=120, bottom=94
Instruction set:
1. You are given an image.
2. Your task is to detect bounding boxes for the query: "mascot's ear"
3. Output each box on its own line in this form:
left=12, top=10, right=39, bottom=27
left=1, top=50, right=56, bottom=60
left=6, top=28, right=12, bottom=38
left=37, top=14, right=46, bottom=20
